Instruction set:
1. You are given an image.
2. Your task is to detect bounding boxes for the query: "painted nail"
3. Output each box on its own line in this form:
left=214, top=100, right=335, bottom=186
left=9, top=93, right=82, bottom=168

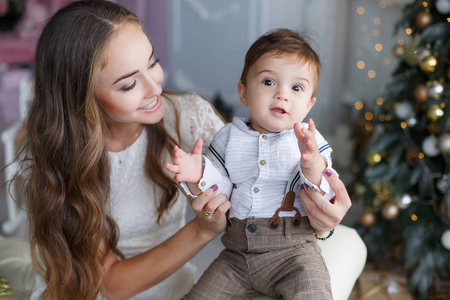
left=304, top=184, right=310, bottom=190
left=325, top=169, right=333, bottom=177
left=211, top=184, right=218, bottom=192
left=300, top=184, right=305, bottom=191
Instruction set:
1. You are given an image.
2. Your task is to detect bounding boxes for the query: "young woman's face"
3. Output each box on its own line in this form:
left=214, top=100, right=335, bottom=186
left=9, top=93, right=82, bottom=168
left=238, top=52, right=317, bottom=134
left=97, top=22, right=164, bottom=128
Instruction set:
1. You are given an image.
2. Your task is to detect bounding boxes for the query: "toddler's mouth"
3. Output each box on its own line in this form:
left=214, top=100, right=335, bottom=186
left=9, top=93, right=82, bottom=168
left=271, top=107, right=287, bottom=114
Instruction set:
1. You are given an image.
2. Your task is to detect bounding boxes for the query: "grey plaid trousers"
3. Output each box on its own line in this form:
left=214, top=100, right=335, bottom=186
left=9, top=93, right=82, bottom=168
left=183, top=217, right=332, bottom=300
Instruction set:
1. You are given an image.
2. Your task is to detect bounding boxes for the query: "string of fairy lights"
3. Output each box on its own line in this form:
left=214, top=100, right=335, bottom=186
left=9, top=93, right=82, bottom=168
left=353, top=0, right=450, bottom=135
left=353, top=1, right=405, bottom=132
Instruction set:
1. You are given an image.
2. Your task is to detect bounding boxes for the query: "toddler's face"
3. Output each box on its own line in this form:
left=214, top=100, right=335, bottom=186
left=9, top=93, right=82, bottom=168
left=238, top=52, right=316, bottom=134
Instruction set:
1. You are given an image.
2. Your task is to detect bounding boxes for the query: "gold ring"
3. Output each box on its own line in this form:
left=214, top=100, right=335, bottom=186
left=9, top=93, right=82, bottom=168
left=203, top=210, right=214, bottom=219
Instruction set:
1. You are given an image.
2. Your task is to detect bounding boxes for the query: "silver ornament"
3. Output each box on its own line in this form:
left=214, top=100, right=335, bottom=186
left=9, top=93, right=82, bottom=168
left=441, top=229, right=450, bottom=250
left=399, top=194, right=413, bottom=208
left=406, top=117, right=418, bottom=127
left=422, top=136, right=440, bottom=157
left=439, top=134, right=450, bottom=153
left=436, top=176, right=449, bottom=193
left=427, top=81, right=444, bottom=99
left=395, top=102, right=414, bottom=119
left=436, top=0, right=450, bottom=14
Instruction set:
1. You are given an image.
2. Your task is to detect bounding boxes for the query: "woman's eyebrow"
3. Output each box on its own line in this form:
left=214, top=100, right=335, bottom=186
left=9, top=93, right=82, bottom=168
left=113, top=70, right=138, bottom=85
left=112, top=48, right=155, bottom=85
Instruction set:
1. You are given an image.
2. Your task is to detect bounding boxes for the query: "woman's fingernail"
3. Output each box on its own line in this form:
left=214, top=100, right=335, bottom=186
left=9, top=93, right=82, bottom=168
left=211, top=184, right=218, bottom=192
left=300, top=184, right=305, bottom=191
left=304, top=184, right=310, bottom=190
left=325, top=169, right=333, bottom=177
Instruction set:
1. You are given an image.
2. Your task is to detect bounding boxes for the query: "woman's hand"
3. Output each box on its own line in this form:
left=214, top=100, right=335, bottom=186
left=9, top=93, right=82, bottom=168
left=187, top=185, right=231, bottom=242
left=299, top=169, right=351, bottom=233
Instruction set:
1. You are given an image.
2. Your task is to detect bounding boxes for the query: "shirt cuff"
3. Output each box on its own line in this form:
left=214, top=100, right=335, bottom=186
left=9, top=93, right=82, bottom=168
left=299, top=155, right=337, bottom=201
left=179, top=156, right=223, bottom=198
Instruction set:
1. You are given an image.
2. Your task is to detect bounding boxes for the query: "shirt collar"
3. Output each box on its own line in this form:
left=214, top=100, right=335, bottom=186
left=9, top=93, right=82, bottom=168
left=232, top=116, right=296, bottom=137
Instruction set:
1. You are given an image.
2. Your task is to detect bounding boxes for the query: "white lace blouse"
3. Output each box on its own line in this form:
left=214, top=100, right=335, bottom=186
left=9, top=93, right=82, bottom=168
left=31, top=93, right=225, bottom=300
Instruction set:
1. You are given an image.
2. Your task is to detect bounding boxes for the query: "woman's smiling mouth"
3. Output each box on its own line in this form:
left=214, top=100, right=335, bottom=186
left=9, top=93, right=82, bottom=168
left=138, top=96, right=159, bottom=110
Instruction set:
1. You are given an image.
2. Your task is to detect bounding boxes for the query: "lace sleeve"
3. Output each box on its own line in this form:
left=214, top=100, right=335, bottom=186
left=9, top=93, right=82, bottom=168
left=176, top=93, right=225, bottom=154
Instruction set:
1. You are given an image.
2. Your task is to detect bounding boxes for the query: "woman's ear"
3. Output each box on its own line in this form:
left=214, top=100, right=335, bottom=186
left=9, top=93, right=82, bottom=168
left=237, top=82, right=248, bottom=107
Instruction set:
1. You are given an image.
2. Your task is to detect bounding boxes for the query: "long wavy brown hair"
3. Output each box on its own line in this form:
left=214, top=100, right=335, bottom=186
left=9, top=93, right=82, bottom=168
left=17, top=1, right=180, bottom=299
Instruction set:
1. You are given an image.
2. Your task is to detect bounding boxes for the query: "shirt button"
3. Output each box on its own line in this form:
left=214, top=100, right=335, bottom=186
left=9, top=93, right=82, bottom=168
left=253, top=187, right=259, bottom=193
left=247, top=224, right=257, bottom=232
left=260, top=160, right=266, bottom=165
left=261, top=134, right=267, bottom=140
left=200, top=181, right=206, bottom=187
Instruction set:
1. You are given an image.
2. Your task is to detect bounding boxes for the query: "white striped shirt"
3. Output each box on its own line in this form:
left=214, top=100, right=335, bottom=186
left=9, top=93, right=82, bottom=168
left=185, top=117, right=335, bottom=219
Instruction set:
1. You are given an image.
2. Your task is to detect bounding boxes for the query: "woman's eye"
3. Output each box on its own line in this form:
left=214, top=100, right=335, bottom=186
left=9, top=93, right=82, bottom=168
left=262, top=79, right=274, bottom=86
left=122, top=80, right=137, bottom=92
left=292, top=85, right=303, bottom=92
left=149, top=57, right=160, bottom=69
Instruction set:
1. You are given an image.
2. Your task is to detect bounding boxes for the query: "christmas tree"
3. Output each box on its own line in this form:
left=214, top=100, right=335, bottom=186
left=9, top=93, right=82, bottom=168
left=352, top=0, right=450, bottom=298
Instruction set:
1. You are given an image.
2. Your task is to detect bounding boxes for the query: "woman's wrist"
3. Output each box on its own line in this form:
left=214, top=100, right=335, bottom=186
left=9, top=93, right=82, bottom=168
left=315, top=229, right=335, bottom=241
left=191, top=218, right=220, bottom=244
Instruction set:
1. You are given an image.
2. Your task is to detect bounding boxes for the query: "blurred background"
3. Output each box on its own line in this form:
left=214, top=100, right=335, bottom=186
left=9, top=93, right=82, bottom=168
left=0, top=0, right=449, bottom=298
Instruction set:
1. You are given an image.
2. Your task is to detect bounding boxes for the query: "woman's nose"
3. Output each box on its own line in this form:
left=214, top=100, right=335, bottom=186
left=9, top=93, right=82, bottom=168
left=143, top=74, right=162, bottom=98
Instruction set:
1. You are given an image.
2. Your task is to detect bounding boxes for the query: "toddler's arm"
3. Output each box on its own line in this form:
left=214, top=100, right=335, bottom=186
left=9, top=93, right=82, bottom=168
left=294, top=118, right=326, bottom=187
left=165, top=138, right=204, bottom=195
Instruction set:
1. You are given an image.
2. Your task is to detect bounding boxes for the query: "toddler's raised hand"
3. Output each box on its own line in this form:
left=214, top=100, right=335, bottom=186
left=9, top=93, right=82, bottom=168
left=165, top=138, right=204, bottom=183
left=294, top=118, right=321, bottom=170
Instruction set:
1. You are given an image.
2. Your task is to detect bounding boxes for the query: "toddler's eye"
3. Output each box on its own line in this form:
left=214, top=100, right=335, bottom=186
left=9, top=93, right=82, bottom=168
left=262, top=79, right=274, bottom=86
left=292, top=85, right=303, bottom=92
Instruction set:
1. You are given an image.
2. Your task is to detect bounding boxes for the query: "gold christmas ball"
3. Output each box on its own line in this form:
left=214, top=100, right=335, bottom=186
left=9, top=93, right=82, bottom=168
left=427, top=80, right=444, bottom=99
left=381, top=202, right=400, bottom=220
left=419, top=54, right=438, bottom=73
left=413, top=84, right=428, bottom=102
left=392, top=41, right=406, bottom=58
left=360, top=211, right=376, bottom=227
left=427, top=104, right=444, bottom=122
left=415, top=11, right=433, bottom=29
left=367, top=151, right=382, bottom=166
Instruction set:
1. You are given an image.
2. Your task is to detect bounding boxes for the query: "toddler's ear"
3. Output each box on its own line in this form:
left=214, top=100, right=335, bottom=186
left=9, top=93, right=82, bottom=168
left=237, top=82, right=248, bottom=107
left=307, top=96, right=316, bottom=111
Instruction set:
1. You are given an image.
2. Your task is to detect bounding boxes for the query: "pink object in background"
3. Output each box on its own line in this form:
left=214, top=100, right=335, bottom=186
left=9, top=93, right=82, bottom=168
left=0, top=0, right=8, bottom=16
left=16, top=0, right=49, bottom=40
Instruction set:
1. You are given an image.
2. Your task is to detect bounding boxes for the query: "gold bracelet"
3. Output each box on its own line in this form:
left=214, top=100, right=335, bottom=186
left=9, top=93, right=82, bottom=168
left=315, top=229, right=335, bottom=241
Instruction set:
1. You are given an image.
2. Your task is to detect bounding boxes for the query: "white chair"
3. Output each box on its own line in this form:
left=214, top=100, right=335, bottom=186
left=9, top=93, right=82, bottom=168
left=1, top=77, right=32, bottom=234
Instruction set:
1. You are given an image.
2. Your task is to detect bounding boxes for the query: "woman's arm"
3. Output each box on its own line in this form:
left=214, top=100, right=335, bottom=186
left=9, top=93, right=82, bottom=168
left=100, top=188, right=230, bottom=300
left=299, top=169, right=351, bottom=237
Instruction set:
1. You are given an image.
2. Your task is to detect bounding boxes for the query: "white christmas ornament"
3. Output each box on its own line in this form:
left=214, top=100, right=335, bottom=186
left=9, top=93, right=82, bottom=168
left=436, top=0, right=450, bottom=14
left=395, top=102, right=413, bottom=119
left=422, top=136, right=440, bottom=157
left=441, top=229, right=450, bottom=250
left=438, top=133, right=450, bottom=153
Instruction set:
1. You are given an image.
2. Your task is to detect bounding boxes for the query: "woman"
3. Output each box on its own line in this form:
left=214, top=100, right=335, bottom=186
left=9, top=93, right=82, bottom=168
left=14, top=1, right=351, bottom=299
